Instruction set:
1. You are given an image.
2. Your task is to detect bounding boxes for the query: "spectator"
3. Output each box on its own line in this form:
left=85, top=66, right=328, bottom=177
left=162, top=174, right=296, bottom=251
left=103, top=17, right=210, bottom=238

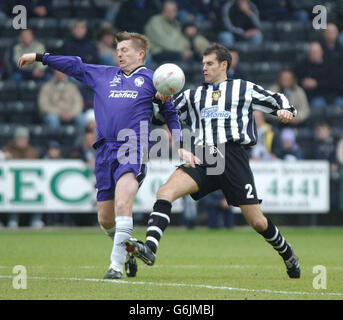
left=312, top=121, right=338, bottom=175
left=44, top=140, right=62, bottom=160
left=69, top=128, right=96, bottom=168
left=182, top=22, right=210, bottom=61
left=336, top=134, right=343, bottom=168
left=38, top=69, right=85, bottom=132
left=62, top=20, right=99, bottom=64
left=43, top=140, right=67, bottom=226
left=277, top=127, right=302, bottom=160
left=295, top=42, right=339, bottom=110
left=269, top=70, right=310, bottom=125
left=320, top=23, right=343, bottom=63
left=115, top=0, right=161, bottom=34
left=175, top=0, right=216, bottom=26
left=251, top=110, right=280, bottom=160
left=96, top=26, right=117, bottom=66
left=227, top=49, right=246, bottom=79
left=1, top=127, right=44, bottom=229
left=255, top=0, right=309, bottom=23
left=4, top=0, right=52, bottom=18
left=10, top=29, right=47, bottom=81
left=145, top=1, right=193, bottom=62
left=219, top=0, right=263, bottom=49
left=32, top=0, right=52, bottom=17
left=199, top=190, right=234, bottom=229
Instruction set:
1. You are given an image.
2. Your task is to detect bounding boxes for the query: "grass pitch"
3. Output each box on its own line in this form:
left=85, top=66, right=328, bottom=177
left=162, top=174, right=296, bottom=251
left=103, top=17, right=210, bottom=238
left=0, top=227, right=342, bottom=300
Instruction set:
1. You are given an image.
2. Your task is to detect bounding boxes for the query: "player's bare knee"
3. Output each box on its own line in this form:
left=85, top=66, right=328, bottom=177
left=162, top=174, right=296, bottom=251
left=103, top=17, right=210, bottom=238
left=115, top=198, right=131, bottom=215
left=251, top=217, right=267, bottom=232
left=98, top=215, right=114, bottom=229
left=156, top=184, right=175, bottom=202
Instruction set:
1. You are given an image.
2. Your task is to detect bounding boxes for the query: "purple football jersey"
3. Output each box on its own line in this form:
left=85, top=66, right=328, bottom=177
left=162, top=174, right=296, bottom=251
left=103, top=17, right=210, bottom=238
left=41, top=54, right=181, bottom=147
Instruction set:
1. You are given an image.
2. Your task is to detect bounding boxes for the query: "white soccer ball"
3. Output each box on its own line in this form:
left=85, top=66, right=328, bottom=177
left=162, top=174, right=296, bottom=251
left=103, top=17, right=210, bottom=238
left=153, top=63, right=185, bottom=96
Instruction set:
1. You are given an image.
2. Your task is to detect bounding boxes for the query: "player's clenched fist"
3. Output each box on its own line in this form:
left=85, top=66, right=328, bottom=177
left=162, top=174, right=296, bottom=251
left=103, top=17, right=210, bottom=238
left=277, top=109, right=293, bottom=124
left=17, top=53, right=37, bottom=68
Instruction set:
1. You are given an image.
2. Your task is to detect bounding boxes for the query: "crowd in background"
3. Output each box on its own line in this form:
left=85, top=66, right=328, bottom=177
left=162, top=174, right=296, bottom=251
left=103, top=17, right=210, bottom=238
left=0, top=0, right=343, bottom=228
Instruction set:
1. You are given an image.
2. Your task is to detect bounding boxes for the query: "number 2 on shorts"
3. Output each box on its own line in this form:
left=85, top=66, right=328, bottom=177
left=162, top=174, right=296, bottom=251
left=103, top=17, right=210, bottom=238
left=245, top=184, right=254, bottom=199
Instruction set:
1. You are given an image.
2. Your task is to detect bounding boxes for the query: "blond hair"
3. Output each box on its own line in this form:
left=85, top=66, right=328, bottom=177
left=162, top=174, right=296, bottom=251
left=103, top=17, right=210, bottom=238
left=115, top=31, right=149, bottom=62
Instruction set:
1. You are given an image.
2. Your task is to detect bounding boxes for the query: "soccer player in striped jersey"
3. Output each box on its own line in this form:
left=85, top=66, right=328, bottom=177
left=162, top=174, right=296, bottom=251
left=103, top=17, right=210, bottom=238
left=125, top=44, right=301, bottom=279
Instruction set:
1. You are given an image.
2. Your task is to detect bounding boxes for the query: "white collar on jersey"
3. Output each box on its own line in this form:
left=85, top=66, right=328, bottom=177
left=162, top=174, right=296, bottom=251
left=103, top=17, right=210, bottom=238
left=121, top=65, right=146, bottom=78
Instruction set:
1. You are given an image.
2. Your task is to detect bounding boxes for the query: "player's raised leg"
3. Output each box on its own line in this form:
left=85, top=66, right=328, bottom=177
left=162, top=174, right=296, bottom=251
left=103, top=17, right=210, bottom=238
left=125, top=169, right=199, bottom=265
left=240, top=204, right=300, bottom=278
left=104, top=172, right=139, bottom=279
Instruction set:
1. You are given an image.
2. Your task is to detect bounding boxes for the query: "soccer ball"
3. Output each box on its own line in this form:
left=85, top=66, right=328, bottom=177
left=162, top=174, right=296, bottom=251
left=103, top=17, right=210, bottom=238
left=153, top=63, right=185, bottom=95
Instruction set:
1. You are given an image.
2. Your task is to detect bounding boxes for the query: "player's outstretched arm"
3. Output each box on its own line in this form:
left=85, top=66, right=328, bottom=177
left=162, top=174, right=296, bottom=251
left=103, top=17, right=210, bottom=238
left=18, top=53, right=37, bottom=68
left=276, top=109, right=293, bottom=124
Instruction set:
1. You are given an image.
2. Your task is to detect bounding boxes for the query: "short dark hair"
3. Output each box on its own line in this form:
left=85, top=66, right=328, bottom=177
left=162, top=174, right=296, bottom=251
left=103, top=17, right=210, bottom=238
left=203, top=44, right=232, bottom=71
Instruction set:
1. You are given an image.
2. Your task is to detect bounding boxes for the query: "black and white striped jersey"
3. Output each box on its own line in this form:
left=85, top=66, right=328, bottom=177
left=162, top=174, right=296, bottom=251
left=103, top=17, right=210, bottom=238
left=174, top=78, right=297, bottom=147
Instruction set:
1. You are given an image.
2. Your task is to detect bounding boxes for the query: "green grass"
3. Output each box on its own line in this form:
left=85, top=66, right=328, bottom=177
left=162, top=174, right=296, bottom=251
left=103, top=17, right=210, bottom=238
left=0, top=227, right=342, bottom=300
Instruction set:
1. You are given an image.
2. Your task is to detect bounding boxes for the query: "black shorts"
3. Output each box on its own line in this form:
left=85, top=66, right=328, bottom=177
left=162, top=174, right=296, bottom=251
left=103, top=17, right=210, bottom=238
left=178, top=142, right=262, bottom=207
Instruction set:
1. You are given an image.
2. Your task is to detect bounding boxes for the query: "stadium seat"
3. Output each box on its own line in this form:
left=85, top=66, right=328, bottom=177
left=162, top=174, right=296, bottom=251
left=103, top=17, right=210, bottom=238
left=0, top=124, right=18, bottom=147
left=308, top=29, right=324, bottom=42
left=0, top=80, right=18, bottom=101
left=18, top=81, right=41, bottom=101
left=260, top=21, right=276, bottom=42
left=6, top=101, right=38, bottom=124
left=73, top=0, right=94, bottom=18
left=51, top=0, right=73, bottom=18
left=59, top=18, right=77, bottom=38
left=275, top=21, right=310, bottom=42
left=0, top=38, right=14, bottom=58
left=0, top=102, right=7, bottom=123
left=43, top=38, right=65, bottom=55
left=0, top=18, right=20, bottom=38
left=235, top=42, right=264, bottom=63
left=28, top=18, right=59, bottom=38
left=248, top=62, right=283, bottom=84
left=291, top=0, right=322, bottom=10
left=262, top=42, right=297, bottom=63
left=325, top=106, right=343, bottom=127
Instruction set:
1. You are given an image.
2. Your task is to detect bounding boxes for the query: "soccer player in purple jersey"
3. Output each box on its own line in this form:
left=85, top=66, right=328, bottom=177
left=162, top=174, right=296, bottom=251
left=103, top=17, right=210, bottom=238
left=18, top=32, right=192, bottom=279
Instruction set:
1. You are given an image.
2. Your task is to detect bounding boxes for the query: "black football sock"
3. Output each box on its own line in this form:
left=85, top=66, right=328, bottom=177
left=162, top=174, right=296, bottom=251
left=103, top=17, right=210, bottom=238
left=145, top=199, right=172, bottom=254
left=259, top=217, right=293, bottom=261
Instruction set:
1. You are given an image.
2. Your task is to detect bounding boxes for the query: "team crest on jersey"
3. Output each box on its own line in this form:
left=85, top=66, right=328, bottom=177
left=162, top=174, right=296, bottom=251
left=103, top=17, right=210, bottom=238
left=109, top=75, right=121, bottom=87
left=212, top=90, right=221, bottom=102
left=134, top=76, right=144, bottom=87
